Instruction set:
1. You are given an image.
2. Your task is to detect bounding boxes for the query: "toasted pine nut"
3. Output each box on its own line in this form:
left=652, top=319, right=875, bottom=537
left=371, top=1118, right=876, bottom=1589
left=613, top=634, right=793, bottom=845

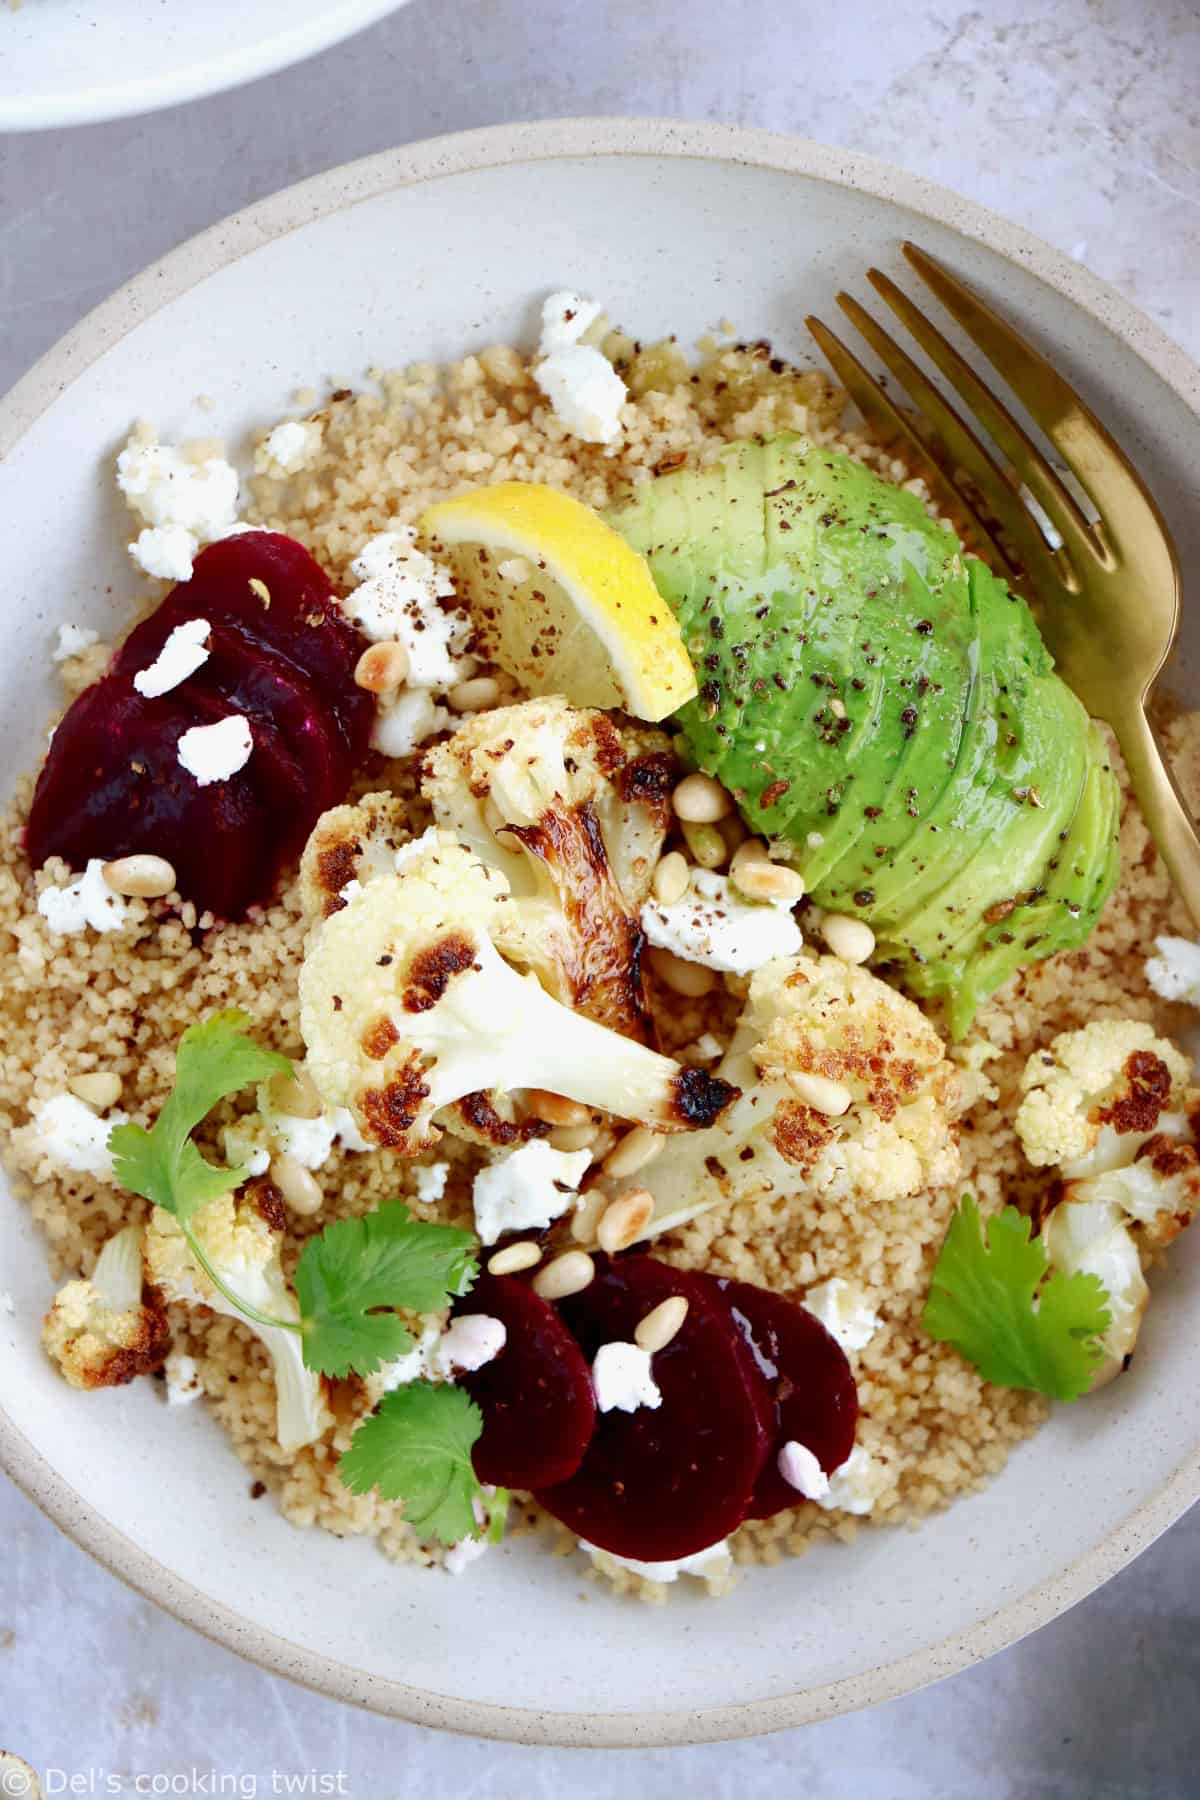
left=596, top=1187, right=654, bottom=1254
left=673, top=772, right=733, bottom=823
left=680, top=820, right=727, bottom=869
left=527, top=1089, right=591, bottom=1128
left=266, top=1067, right=324, bottom=1120
left=69, top=1071, right=122, bottom=1110
left=651, top=851, right=689, bottom=906
left=488, top=1239, right=542, bottom=1276
left=271, top=1153, right=324, bottom=1216
left=549, top=1121, right=599, bottom=1154
left=602, top=1127, right=665, bottom=1180
left=532, top=1250, right=595, bottom=1301
left=730, top=857, right=806, bottom=904
left=719, top=812, right=748, bottom=855
left=634, top=1295, right=689, bottom=1353
left=102, top=854, right=176, bottom=898
left=354, top=641, right=410, bottom=693
left=448, top=676, right=501, bottom=713
left=789, top=1071, right=853, bottom=1117
left=648, top=947, right=717, bottom=997
left=571, top=1186, right=609, bottom=1243
left=821, top=913, right=876, bottom=964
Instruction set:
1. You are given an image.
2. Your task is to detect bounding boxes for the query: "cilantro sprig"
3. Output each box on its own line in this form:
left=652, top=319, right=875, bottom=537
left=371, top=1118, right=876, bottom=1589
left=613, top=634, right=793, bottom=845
left=107, top=1011, right=490, bottom=1542
left=922, top=1195, right=1112, bottom=1402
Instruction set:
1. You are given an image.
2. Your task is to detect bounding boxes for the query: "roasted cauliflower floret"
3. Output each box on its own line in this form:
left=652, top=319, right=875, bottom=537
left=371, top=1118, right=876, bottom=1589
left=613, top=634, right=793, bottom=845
left=631, top=952, right=963, bottom=1241
left=298, top=791, right=417, bottom=921
left=1015, top=1019, right=1192, bottom=1174
left=298, top=834, right=735, bottom=1157
left=145, top=1184, right=329, bottom=1452
left=42, top=1223, right=169, bottom=1390
left=421, top=696, right=674, bottom=1039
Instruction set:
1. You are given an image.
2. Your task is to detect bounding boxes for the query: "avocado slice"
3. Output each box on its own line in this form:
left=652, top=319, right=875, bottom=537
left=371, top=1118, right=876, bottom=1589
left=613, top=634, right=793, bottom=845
left=607, top=436, right=1120, bottom=1033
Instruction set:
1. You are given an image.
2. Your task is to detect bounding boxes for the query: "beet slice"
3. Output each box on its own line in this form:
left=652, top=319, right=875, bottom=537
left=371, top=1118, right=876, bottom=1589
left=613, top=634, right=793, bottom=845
left=536, top=1256, right=775, bottom=1562
left=26, top=678, right=264, bottom=920
left=701, top=1276, right=859, bottom=1519
left=453, top=1273, right=596, bottom=1490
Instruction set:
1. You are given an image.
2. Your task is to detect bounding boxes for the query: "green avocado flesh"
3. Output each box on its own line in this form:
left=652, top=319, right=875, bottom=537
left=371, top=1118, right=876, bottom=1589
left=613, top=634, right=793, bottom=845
left=607, top=435, right=1120, bottom=1034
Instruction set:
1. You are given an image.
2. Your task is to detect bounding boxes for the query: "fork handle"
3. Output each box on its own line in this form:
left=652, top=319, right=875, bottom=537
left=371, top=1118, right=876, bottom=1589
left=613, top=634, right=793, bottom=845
left=1112, top=702, right=1200, bottom=932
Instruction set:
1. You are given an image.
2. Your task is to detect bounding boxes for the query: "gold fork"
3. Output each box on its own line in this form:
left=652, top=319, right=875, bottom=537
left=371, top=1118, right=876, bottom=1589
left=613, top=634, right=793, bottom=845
left=806, top=241, right=1200, bottom=927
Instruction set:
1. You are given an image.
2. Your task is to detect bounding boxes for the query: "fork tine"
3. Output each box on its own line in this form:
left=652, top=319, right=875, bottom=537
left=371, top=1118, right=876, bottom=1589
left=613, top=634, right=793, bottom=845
left=901, top=243, right=1166, bottom=558
left=804, top=315, right=1025, bottom=585
left=836, top=289, right=1067, bottom=596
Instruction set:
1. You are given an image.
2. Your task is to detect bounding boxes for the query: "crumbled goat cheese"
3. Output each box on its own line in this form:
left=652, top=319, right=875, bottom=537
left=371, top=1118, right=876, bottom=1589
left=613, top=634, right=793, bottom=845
left=579, top=1539, right=732, bottom=1584
left=256, top=418, right=324, bottom=477
left=368, top=1324, right=442, bottom=1396
left=344, top=528, right=472, bottom=687
left=165, top=1352, right=203, bottom=1406
left=471, top=1139, right=593, bottom=1245
left=538, top=291, right=606, bottom=355
left=1146, top=935, right=1200, bottom=1008
left=817, top=1445, right=889, bottom=1517
left=640, top=869, right=804, bottom=974
left=176, top=714, right=254, bottom=786
left=432, top=1313, right=506, bottom=1376
left=37, top=860, right=129, bottom=936
left=26, top=1093, right=128, bottom=1181
left=591, top=1341, right=662, bottom=1414
left=444, top=1534, right=490, bottom=1577
left=803, top=1277, right=881, bottom=1353
left=535, top=343, right=626, bottom=446
left=414, top=1160, right=450, bottom=1205
left=132, top=617, right=211, bottom=698
left=53, top=623, right=99, bottom=663
left=222, top=1098, right=369, bottom=1174
left=117, top=434, right=241, bottom=581
left=777, top=1439, right=830, bottom=1501
left=371, top=687, right=452, bottom=758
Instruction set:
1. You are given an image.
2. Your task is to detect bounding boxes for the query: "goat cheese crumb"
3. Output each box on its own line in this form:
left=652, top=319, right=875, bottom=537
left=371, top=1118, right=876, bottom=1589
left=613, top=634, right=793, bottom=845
left=579, top=1539, right=731, bottom=1584
left=370, top=687, right=451, bottom=758
left=471, top=1139, right=593, bottom=1245
left=414, top=1160, right=450, bottom=1205
left=344, top=527, right=472, bottom=680
left=117, top=434, right=241, bottom=581
left=256, top=418, right=324, bottom=477
left=817, top=1445, right=889, bottom=1516
left=53, top=623, right=99, bottom=663
left=444, top=1534, right=490, bottom=1577
left=538, top=291, right=606, bottom=354
left=641, top=868, right=804, bottom=974
left=38, top=860, right=128, bottom=936
left=368, top=1324, right=443, bottom=1397
left=591, top=1341, right=662, bottom=1414
left=132, top=617, right=211, bottom=698
left=165, top=1351, right=203, bottom=1406
left=1146, top=935, right=1200, bottom=1008
left=432, top=1313, right=506, bottom=1376
left=177, top=714, right=253, bottom=786
left=777, top=1439, right=830, bottom=1501
left=25, top=1093, right=128, bottom=1181
left=223, top=1098, right=369, bottom=1174
left=535, top=344, right=626, bottom=446
left=803, top=1277, right=881, bottom=1353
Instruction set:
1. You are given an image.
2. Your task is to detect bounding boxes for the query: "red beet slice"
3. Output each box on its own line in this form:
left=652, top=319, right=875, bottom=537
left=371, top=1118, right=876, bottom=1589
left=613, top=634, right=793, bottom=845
left=535, top=1256, right=775, bottom=1562
left=701, top=1276, right=859, bottom=1519
left=453, top=1273, right=596, bottom=1490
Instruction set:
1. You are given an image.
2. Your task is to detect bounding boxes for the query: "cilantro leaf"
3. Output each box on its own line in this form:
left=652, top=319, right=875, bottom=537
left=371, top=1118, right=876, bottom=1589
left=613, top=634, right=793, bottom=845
left=109, top=1010, right=290, bottom=1227
left=339, top=1381, right=485, bottom=1544
left=295, top=1202, right=478, bottom=1377
left=922, top=1196, right=1111, bottom=1402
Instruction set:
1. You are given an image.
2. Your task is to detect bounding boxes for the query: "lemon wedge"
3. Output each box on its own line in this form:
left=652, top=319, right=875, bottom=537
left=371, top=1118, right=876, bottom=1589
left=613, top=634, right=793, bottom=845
left=420, top=482, right=697, bottom=721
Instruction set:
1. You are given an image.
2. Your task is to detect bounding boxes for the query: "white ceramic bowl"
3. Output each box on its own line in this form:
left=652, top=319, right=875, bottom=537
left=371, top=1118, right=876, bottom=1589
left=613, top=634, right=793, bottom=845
left=2, top=121, right=1199, bottom=1747
left=0, top=0, right=409, bottom=131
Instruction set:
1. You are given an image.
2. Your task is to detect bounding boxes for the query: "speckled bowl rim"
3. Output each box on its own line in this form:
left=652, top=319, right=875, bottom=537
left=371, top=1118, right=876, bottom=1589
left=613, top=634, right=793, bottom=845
left=2, top=118, right=1198, bottom=1748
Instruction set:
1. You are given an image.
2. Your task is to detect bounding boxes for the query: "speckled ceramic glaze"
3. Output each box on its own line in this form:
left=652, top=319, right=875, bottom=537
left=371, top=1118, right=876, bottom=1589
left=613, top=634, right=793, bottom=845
left=0, top=0, right=409, bottom=131
left=1, top=121, right=1198, bottom=1747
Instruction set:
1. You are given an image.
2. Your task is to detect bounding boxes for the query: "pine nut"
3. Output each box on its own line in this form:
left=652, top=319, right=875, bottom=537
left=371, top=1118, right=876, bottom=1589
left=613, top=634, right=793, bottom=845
left=448, top=676, right=501, bottom=713
left=354, top=641, right=409, bottom=693
left=602, top=1127, right=665, bottom=1180
left=488, top=1239, right=542, bottom=1276
left=647, top=948, right=717, bottom=997
left=69, top=1071, right=122, bottom=1110
left=634, top=1295, right=689, bottom=1353
left=549, top=1121, right=599, bottom=1153
left=266, top=1067, right=324, bottom=1120
left=102, top=854, right=176, bottom=898
left=571, top=1186, right=609, bottom=1243
left=719, top=813, right=748, bottom=855
left=673, top=772, right=733, bottom=823
left=527, top=1090, right=591, bottom=1128
left=680, top=820, right=727, bottom=869
left=652, top=851, right=689, bottom=906
left=532, top=1250, right=595, bottom=1300
left=789, top=1071, right=853, bottom=1117
left=821, top=913, right=876, bottom=964
left=271, top=1153, right=324, bottom=1216
left=730, top=857, right=806, bottom=904
left=596, top=1188, right=655, bottom=1254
